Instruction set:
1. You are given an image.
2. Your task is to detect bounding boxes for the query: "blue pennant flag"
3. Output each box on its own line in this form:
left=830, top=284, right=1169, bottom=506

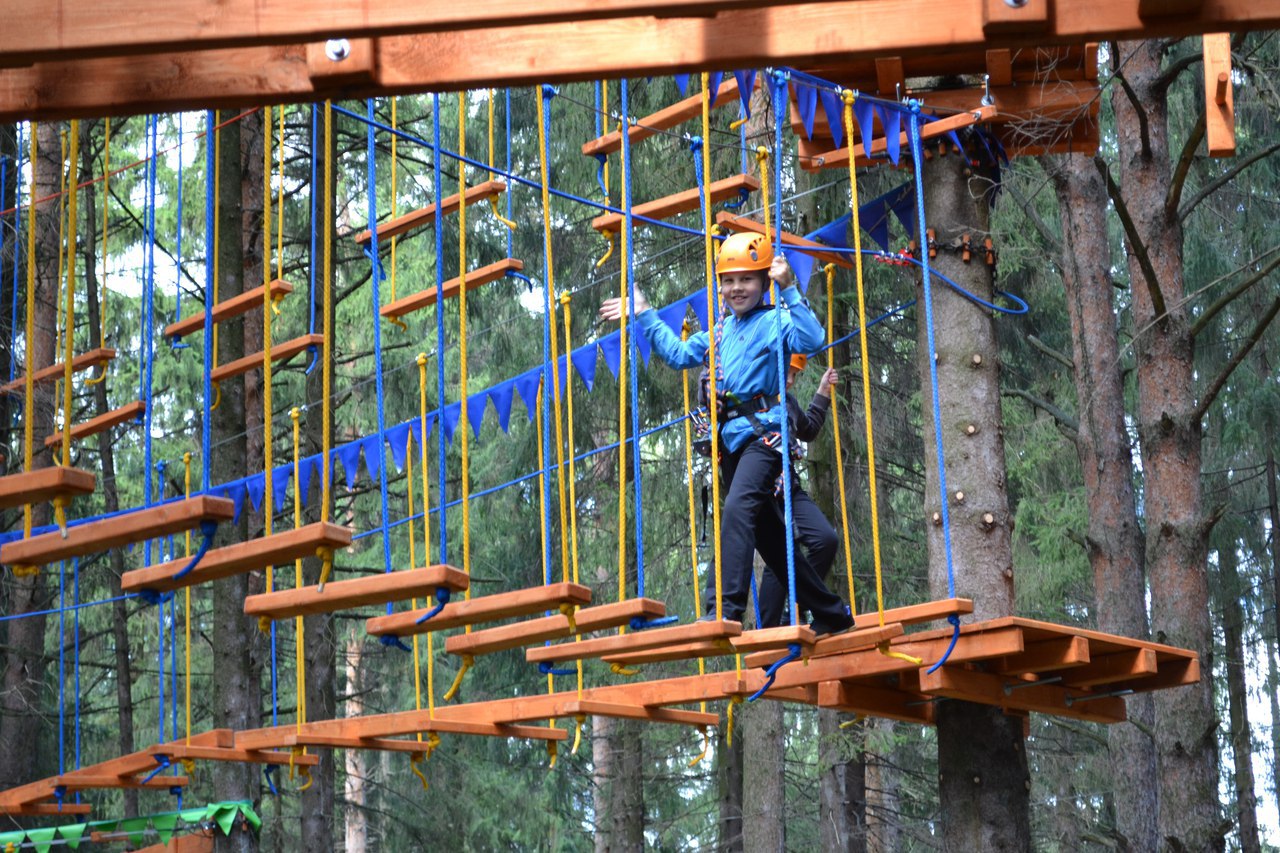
left=658, top=300, right=690, bottom=334
left=361, top=435, right=383, bottom=483
left=855, top=98, right=875, bottom=160
left=708, top=71, right=723, bottom=99
left=336, top=443, right=362, bottom=491
left=675, top=73, right=690, bottom=96
left=489, top=379, right=517, bottom=432
left=466, top=393, right=489, bottom=439
left=600, top=332, right=622, bottom=379
left=570, top=345, right=598, bottom=392
left=891, top=185, right=917, bottom=239
left=877, top=105, right=902, bottom=165
left=220, top=482, right=247, bottom=524
left=782, top=248, right=816, bottom=293
left=634, top=328, right=652, bottom=367
left=271, top=466, right=290, bottom=512
left=298, top=454, right=320, bottom=506
left=690, top=294, right=709, bottom=329
left=245, top=473, right=265, bottom=513
left=440, top=401, right=462, bottom=445
left=819, top=89, right=844, bottom=150
left=805, top=212, right=851, bottom=250
left=385, top=421, right=413, bottom=472
left=734, top=70, right=757, bottom=118
left=514, top=370, right=542, bottom=422
left=796, top=84, right=818, bottom=140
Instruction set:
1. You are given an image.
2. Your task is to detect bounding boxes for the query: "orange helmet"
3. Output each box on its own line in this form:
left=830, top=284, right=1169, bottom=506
left=717, top=232, right=773, bottom=275
left=789, top=354, right=808, bottom=371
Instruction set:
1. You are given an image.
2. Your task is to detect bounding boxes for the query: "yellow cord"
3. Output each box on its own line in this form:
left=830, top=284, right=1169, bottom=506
left=681, top=321, right=708, bottom=707
left=212, top=111, right=221, bottom=372
left=184, top=452, right=192, bottom=744
left=688, top=727, right=710, bottom=767
left=547, top=740, right=558, bottom=770
left=535, top=385, right=549, bottom=591
left=594, top=230, right=615, bottom=268
left=614, top=99, right=630, bottom=609
left=571, top=714, right=586, bottom=755
left=560, top=292, right=579, bottom=585
left=755, top=145, right=776, bottom=303
left=485, top=90, right=517, bottom=231
left=53, top=130, right=66, bottom=442
left=458, top=95, right=474, bottom=624
left=262, top=106, right=276, bottom=614
left=825, top=265, right=856, bottom=615
left=701, top=73, right=724, bottom=623
left=609, top=662, right=640, bottom=677
left=61, top=123, right=79, bottom=469
left=276, top=105, right=285, bottom=283
left=726, top=696, right=743, bottom=747
left=443, top=654, right=473, bottom=702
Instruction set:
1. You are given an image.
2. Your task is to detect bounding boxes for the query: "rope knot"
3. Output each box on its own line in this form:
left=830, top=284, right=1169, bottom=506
left=12, top=564, right=40, bottom=578
left=315, top=546, right=334, bottom=591
left=755, top=146, right=769, bottom=163
left=688, top=135, right=703, bottom=153
left=559, top=602, right=578, bottom=633
left=841, top=89, right=856, bottom=106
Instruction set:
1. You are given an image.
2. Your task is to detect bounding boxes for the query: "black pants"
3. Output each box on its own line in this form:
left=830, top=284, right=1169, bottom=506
left=703, top=439, right=850, bottom=633
left=755, top=489, right=850, bottom=633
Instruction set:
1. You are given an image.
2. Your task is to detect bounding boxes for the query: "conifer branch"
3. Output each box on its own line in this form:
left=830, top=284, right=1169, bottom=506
left=1193, top=293, right=1280, bottom=423
left=1094, top=155, right=1167, bottom=321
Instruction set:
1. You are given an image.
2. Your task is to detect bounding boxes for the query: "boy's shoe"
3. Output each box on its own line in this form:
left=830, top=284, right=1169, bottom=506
left=698, top=610, right=743, bottom=624
left=811, top=615, right=855, bottom=637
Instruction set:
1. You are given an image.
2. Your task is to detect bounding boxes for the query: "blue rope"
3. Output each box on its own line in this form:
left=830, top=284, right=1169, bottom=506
left=749, top=642, right=802, bottom=701
left=412, top=586, right=451, bottom=625
left=537, top=662, right=577, bottom=677
left=365, top=99, right=396, bottom=614
left=58, top=560, right=66, bottom=776
left=0, top=592, right=141, bottom=623
left=157, top=598, right=165, bottom=743
left=270, top=620, right=278, bottom=727
left=203, top=110, right=215, bottom=493
left=143, top=115, right=159, bottom=570
left=433, top=95, right=449, bottom=564
left=770, top=69, right=800, bottom=627
left=169, top=519, right=218, bottom=582
left=73, top=558, right=82, bottom=772
left=906, top=102, right=961, bottom=672
left=620, top=78, right=647, bottom=597
left=141, top=754, right=170, bottom=785
left=171, top=114, right=187, bottom=349
left=8, top=127, right=21, bottom=383
left=305, top=104, right=320, bottom=376
left=170, top=594, right=178, bottom=746
left=506, top=88, right=515, bottom=260
left=539, top=85, right=557, bottom=587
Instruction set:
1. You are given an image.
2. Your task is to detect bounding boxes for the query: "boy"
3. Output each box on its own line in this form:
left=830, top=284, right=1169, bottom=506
left=599, top=233, right=852, bottom=634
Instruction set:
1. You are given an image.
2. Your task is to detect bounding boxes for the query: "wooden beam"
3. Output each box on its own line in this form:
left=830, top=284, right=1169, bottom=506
left=1059, top=648, right=1159, bottom=688
left=581, top=76, right=747, bottom=157
left=818, top=680, right=935, bottom=725
left=996, top=636, right=1091, bottom=675
left=120, top=522, right=354, bottom=594
left=744, top=619, right=1017, bottom=669
left=444, top=597, right=667, bottom=657
left=601, top=638, right=736, bottom=665
left=548, top=701, right=718, bottom=728
left=44, top=400, right=145, bottom=448
left=985, top=48, right=1014, bottom=87
left=210, top=334, right=324, bottom=384
left=0, top=347, right=115, bottom=395
left=852, top=598, right=974, bottom=631
left=379, top=257, right=524, bottom=319
left=353, top=180, right=507, bottom=245
left=714, top=213, right=853, bottom=268
left=164, top=280, right=292, bottom=340
left=525, top=619, right=742, bottom=664
left=984, top=0, right=1051, bottom=34
left=1, top=496, right=235, bottom=568
left=591, top=174, right=760, bottom=233
left=874, top=56, right=904, bottom=97
left=235, top=719, right=566, bottom=751
left=243, top=564, right=470, bottom=619
left=0, top=802, right=93, bottom=815
left=918, top=665, right=1127, bottom=724
left=1106, top=657, right=1201, bottom=694
left=53, top=774, right=190, bottom=790
left=133, top=835, right=215, bottom=853
left=0, top=466, right=95, bottom=509
left=365, top=582, right=593, bottom=636
left=801, top=104, right=998, bottom=171
left=1203, top=32, right=1235, bottom=157
left=604, top=623, right=899, bottom=666
left=164, top=744, right=320, bottom=766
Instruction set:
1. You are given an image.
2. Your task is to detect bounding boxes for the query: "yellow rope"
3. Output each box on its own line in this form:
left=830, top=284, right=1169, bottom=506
left=726, top=695, right=742, bottom=747
left=57, top=120, right=80, bottom=538
left=54, top=131, right=66, bottom=432
left=322, top=103, right=333, bottom=525
left=680, top=321, right=707, bottom=709
left=458, top=95, right=473, bottom=617
left=825, top=265, right=856, bottom=615
left=86, top=117, right=111, bottom=386
left=594, top=230, right=615, bottom=268
left=212, top=111, right=221, bottom=372
left=20, top=124, right=38, bottom=555
left=688, top=727, right=710, bottom=767
left=535, top=385, right=549, bottom=590
left=184, top=452, right=192, bottom=744
left=614, top=100, right=630, bottom=609
left=755, top=145, right=776, bottom=302
left=290, top=408, right=310, bottom=722
left=562, top=293, right=580, bottom=587
left=276, top=106, right=285, bottom=283
left=701, top=73, right=724, bottom=622
left=262, top=106, right=276, bottom=617
left=443, top=654, right=473, bottom=702
left=600, top=82, right=610, bottom=203
left=571, top=713, right=586, bottom=755
left=405, top=426, right=426, bottom=736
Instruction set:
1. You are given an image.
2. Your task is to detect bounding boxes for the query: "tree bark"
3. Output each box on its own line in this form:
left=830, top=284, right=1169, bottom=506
left=864, top=718, right=899, bottom=853
left=1267, top=450, right=1280, bottom=811
left=1046, top=152, right=1157, bottom=851
left=818, top=709, right=850, bottom=852
left=343, top=635, right=368, bottom=853
left=1215, top=543, right=1261, bottom=853
left=717, top=706, right=744, bottom=852
left=741, top=700, right=784, bottom=853
left=612, top=720, right=645, bottom=851
left=592, top=715, right=614, bottom=853
left=916, top=137, right=1029, bottom=852
left=1110, top=40, right=1221, bottom=852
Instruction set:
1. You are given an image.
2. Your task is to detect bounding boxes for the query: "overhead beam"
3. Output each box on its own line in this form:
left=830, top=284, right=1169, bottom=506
left=3, top=1, right=1280, bottom=120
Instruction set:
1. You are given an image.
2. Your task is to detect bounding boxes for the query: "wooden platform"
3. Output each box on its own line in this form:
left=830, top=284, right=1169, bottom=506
left=243, top=564, right=470, bottom=619
left=0, top=347, right=115, bottom=395
left=591, top=174, right=760, bottom=233
left=445, top=597, right=667, bottom=657
left=525, top=618, right=743, bottom=665
left=235, top=720, right=567, bottom=752
left=164, top=280, right=293, bottom=340
left=120, top=522, right=354, bottom=594
left=365, top=582, right=593, bottom=637
left=0, top=466, right=95, bottom=509
left=581, top=75, right=750, bottom=157
left=380, top=257, right=524, bottom=319
left=1, top=496, right=235, bottom=569
left=714, top=212, right=854, bottom=269
left=602, top=622, right=871, bottom=666
left=800, top=104, right=997, bottom=170
left=353, top=180, right=507, bottom=245
left=134, top=834, right=215, bottom=853
left=43, top=400, right=145, bottom=448
left=210, top=333, right=324, bottom=383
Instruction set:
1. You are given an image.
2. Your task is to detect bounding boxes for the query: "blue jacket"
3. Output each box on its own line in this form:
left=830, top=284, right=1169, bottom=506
left=636, top=287, right=825, bottom=453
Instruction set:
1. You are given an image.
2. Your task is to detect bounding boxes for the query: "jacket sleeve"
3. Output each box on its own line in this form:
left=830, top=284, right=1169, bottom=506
left=788, top=393, right=829, bottom=442
left=635, top=308, right=709, bottom=369
left=778, top=286, right=826, bottom=354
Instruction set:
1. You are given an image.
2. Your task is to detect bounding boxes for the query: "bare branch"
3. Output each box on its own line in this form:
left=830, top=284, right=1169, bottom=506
left=1166, top=109, right=1206, bottom=218
left=1112, top=69, right=1151, bottom=158
left=1190, top=252, right=1280, bottom=339
left=1193, top=293, right=1280, bottom=423
left=1095, top=155, right=1167, bottom=321
left=1005, top=174, right=1062, bottom=254
left=1002, top=388, right=1080, bottom=436
left=1026, top=334, right=1074, bottom=370
left=1178, top=140, right=1280, bottom=222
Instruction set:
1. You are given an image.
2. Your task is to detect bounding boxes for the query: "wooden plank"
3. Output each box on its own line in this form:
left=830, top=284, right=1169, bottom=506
left=0, top=347, right=115, bottom=395
left=525, top=619, right=742, bottom=664
left=730, top=624, right=819, bottom=653
left=444, top=597, right=667, bottom=657
left=0, top=466, right=95, bottom=509
left=552, top=701, right=718, bottom=727
left=581, top=76, right=746, bottom=157
left=1140, top=0, right=1205, bottom=14
left=874, top=56, right=904, bottom=96
left=918, top=665, right=1127, bottom=724
left=121, top=522, right=354, bottom=594
left=210, top=334, right=324, bottom=384
left=852, top=598, right=974, bottom=631
left=365, top=582, right=593, bottom=636
left=134, top=835, right=216, bottom=853
left=602, top=638, right=736, bottom=665
left=601, top=624, right=886, bottom=666
left=1059, top=648, right=1158, bottom=688
left=53, top=774, right=189, bottom=790
left=380, top=257, right=524, bottom=319
left=985, top=48, right=1014, bottom=87
left=1203, top=32, right=1235, bottom=157
left=235, top=719, right=566, bottom=751
left=1, top=496, right=235, bottom=568
left=243, top=564, right=470, bottom=619
left=0, top=802, right=93, bottom=815
left=44, top=400, right=145, bottom=448
left=353, top=180, right=507, bottom=245
left=164, top=744, right=320, bottom=766
left=1105, top=657, right=1201, bottom=694
left=591, top=174, right=759, bottom=233
left=164, top=280, right=293, bottom=340
left=744, top=619, right=1008, bottom=669
left=802, top=104, right=998, bottom=170
left=984, top=0, right=1051, bottom=34
left=996, top=636, right=1091, bottom=675
left=818, top=680, right=935, bottom=725
left=714, top=213, right=853, bottom=269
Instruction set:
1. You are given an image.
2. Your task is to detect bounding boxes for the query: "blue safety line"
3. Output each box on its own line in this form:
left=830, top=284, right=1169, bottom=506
left=539, top=86, right=556, bottom=587
left=270, top=619, right=278, bottom=726
left=143, top=115, right=159, bottom=572
left=157, top=595, right=165, bottom=743
left=749, top=642, right=802, bottom=701
left=433, top=96, right=449, bottom=564
left=769, top=70, right=800, bottom=627
left=0, top=154, right=7, bottom=385
left=73, top=558, right=81, bottom=776
left=620, top=79, right=647, bottom=597
left=172, top=114, right=186, bottom=346
left=58, top=560, right=66, bottom=775
left=0, top=592, right=141, bottom=623
left=8, top=127, right=20, bottom=384
left=305, top=104, right=320, bottom=376
left=203, top=110, right=215, bottom=494
left=170, top=594, right=178, bottom=749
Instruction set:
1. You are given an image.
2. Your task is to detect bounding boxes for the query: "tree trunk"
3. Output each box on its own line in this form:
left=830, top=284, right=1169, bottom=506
left=717, top=706, right=744, bottom=852
left=610, top=720, right=645, bottom=851
left=0, top=120, right=60, bottom=788
left=1215, top=543, right=1261, bottom=853
left=865, top=718, right=899, bottom=853
left=592, top=715, right=614, bottom=853
left=1267, top=450, right=1280, bottom=810
left=343, top=635, right=368, bottom=853
left=917, top=136, right=1029, bottom=852
left=818, top=709, right=849, bottom=852
left=741, top=700, right=784, bottom=853
left=1046, top=152, right=1157, bottom=851
left=1110, top=40, right=1220, bottom=852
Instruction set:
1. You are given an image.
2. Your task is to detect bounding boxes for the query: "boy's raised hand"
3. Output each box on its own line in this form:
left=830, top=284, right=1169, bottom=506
left=769, top=254, right=794, bottom=287
left=817, top=367, right=839, bottom=398
left=598, top=291, right=651, bottom=321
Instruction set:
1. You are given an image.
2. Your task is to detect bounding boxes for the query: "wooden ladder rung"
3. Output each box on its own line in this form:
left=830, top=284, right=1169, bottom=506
left=380, top=258, right=524, bottom=319
left=43, top=400, right=145, bottom=448
left=164, top=743, right=320, bottom=767
left=353, top=180, right=507, bottom=245
left=133, top=834, right=215, bottom=853
left=0, top=495, right=235, bottom=569
left=852, top=597, right=974, bottom=631
left=557, top=701, right=718, bottom=728
left=0, top=802, right=93, bottom=816
left=236, top=718, right=567, bottom=752
left=0, top=347, right=115, bottom=395
left=243, top=564, right=470, bottom=620
left=365, top=582, right=592, bottom=637
left=715, top=212, right=854, bottom=269
left=526, top=618, right=742, bottom=665
left=53, top=774, right=190, bottom=791
left=164, top=279, right=293, bottom=340
left=121, top=522, right=354, bottom=594
left=210, top=334, right=324, bottom=384
left=800, top=104, right=997, bottom=171
left=0, top=466, right=95, bottom=509
left=445, top=597, right=666, bottom=657
left=591, top=173, right=759, bottom=233
left=581, top=76, right=750, bottom=158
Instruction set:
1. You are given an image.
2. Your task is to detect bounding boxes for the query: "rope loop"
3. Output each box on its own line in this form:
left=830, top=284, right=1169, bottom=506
left=609, top=662, right=640, bottom=677
left=571, top=713, right=586, bottom=755
left=409, top=751, right=430, bottom=790
left=443, top=654, right=474, bottom=701
left=315, top=546, right=334, bottom=591
left=687, top=726, right=711, bottom=767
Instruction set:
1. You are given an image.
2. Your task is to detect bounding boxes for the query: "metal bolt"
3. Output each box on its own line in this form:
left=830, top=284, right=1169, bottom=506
left=325, top=39, right=351, bottom=62
left=1004, top=0, right=1029, bottom=6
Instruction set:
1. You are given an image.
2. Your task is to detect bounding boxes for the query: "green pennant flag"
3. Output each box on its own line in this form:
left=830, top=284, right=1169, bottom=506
left=153, top=812, right=179, bottom=845
left=56, top=823, right=87, bottom=850
left=211, top=803, right=238, bottom=837
left=180, top=807, right=206, bottom=824
left=24, top=827, right=57, bottom=853
left=119, top=816, right=149, bottom=847
left=0, top=830, right=26, bottom=851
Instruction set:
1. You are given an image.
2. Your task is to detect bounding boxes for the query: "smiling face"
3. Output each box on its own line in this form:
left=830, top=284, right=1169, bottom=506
left=719, top=270, right=766, bottom=318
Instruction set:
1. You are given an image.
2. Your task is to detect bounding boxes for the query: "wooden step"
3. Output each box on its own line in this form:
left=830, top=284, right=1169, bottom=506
left=445, top=597, right=667, bottom=657
left=525, top=619, right=742, bottom=665
left=1, top=495, right=235, bottom=569
left=353, top=179, right=507, bottom=245
left=44, top=400, right=145, bottom=448
left=581, top=76, right=750, bottom=158
left=243, top=564, right=470, bottom=620
left=121, top=522, right=354, bottom=594
left=715, top=212, right=854, bottom=269
left=801, top=104, right=997, bottom=171
left=591, top=173, right=759, bottom=233
left=134, top=834, right=215, bottom=853
left=0, top=347, right=115, bottom=395
left=0, top=802, right=93, bottom=816
left=518, top=700, right=718, bottom=728
left=605, top=623, right=899, bottom=666
left=236, top=720, right=567, bottom=752
left=163, top=743, right=319, bottom=767
left=164, top=279, right=293, bottom=340
left=0, top=466, right=95, bottom=509
left=365, top=582, right=593, bottom=637
left=380, top=258, right=524, bottom=320
left=210, top=333, right=324, bottom=384
left=53, top=773, right=190, bottom=791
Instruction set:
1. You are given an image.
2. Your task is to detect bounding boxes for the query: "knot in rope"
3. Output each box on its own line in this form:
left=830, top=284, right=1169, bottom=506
left=841, top=88, right=856, bottom=106
left=12, top=564, right=40, bottom=578
left=257, top=615, right=272, bottom=636
left=559, top=602, right=578, bottom=633
left=688, top=135, right=703, bottom=153
left=180, top=757, right=197, bottom=777
left=443, top=654, right=474, bottom=701
left=409, top=751, right=431, bottom=790
left=755, top=145, right=769, bottom=164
